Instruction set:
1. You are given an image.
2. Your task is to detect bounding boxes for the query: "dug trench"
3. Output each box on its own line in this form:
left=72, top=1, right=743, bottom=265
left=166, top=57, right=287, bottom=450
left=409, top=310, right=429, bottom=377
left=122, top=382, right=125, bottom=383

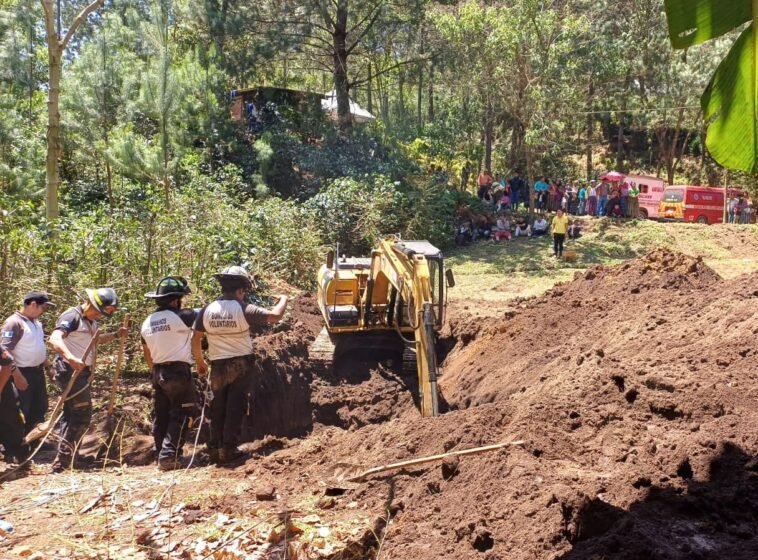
left=214, top=248, right=758, bottom=560
left=4, top=248, right=757, bottom=559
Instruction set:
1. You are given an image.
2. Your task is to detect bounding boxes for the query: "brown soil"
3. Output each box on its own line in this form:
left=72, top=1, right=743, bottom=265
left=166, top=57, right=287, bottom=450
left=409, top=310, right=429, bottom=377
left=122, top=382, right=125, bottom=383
left=2, top=249, right=757, bottom=559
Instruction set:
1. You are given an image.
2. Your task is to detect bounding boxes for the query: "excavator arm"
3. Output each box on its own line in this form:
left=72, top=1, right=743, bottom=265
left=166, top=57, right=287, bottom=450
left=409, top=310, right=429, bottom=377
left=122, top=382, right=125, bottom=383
left=315, top=237, right=452, bottom=418
left=366, top=239, right=440, bottom=417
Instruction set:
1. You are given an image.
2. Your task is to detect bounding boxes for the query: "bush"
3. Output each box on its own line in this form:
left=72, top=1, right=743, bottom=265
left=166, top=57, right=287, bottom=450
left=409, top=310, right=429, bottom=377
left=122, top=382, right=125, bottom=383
left=0, top=162, right=323, bottom=326
left=306, top=174, right=409, bottom=255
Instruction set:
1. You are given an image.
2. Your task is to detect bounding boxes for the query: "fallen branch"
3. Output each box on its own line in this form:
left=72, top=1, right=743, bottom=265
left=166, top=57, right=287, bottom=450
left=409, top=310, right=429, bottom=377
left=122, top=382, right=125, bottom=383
left=335, top=440, right=526, bottom=482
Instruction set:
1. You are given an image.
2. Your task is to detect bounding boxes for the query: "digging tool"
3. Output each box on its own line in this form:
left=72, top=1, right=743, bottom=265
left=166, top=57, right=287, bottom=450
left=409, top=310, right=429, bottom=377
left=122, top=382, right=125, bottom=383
left=106, top=314, right=130, bottom=418
left=98, top=314, right=130, bottom=460
left=24, top=328, right=100, bottom=445
left=332, top=440, right=526, bottom=483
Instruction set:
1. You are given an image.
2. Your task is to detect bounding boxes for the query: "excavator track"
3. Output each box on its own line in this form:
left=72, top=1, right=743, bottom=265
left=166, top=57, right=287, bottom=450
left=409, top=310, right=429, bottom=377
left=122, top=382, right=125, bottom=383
left=402, top=344, right=417, bottom=377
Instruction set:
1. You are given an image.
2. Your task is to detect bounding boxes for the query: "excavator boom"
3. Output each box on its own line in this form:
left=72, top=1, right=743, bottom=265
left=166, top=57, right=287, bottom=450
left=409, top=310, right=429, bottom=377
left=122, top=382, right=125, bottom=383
left=313, top=238, right=453, bottom=417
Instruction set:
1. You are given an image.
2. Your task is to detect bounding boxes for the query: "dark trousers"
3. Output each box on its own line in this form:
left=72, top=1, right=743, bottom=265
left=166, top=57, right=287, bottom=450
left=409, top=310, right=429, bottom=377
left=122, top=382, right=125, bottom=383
left=553, top=233, right=566, bottom=257
left=53, top=360, right=92, bottom=469
left=18, top=365, right=48, bottom=434
left=152, top=362, right=197, bottom=461
left=0, top=381, right=29, bottom=463
left=209, top=355, right=253, bottom=450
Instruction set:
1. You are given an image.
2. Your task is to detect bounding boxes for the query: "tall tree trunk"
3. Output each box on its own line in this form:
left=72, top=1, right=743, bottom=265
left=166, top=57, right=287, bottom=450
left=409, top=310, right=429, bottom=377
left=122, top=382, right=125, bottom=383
left=526, top=145, right=534, bottom=221
left=332, top=0, right=351, bottom=132
left=366, top=63, right=373, bottom=115
left=397, top=68, right=406, bottom=119
left=483, top=95, right=493, bottom=172
left=28, top=23, right=35, bottom=127
left=41, top=0, right=105, bottom=221
left=586, top=78, right=594, bottom=180
left=416, top=61, right=423, bottom=129
left=509, top=123, right=523, bottom=169
left=616, top=74, right=630, bottom=171
left=427, top=62, right=434, bottom=122
left=44, top=19, right=62, bottom=221
left=416, top=22, right=424, bottom=129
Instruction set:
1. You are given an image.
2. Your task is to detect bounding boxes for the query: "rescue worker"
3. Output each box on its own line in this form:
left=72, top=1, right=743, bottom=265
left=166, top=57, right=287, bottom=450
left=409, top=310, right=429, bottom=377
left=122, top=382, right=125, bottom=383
left=48, top=288, right=127, bottom=473
left=192, top=266, right=288, bottom=465
left=0, top=292, right=56, bottom=434
left=0, top=346, right=29, bottom=465
left=140, top=276, right=199, bottom=471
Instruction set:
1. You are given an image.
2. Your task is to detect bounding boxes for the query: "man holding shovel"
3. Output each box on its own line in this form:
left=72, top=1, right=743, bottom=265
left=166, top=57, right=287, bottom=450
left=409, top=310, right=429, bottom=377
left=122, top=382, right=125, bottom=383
left=48, top=288, right=126, bottom=473
left=140, top=276, right=199, bottom=471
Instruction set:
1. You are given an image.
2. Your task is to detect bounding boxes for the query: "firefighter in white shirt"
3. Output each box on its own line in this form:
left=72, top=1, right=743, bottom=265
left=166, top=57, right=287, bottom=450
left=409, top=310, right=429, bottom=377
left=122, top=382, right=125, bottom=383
left=0, top=291, right=56, bottom=436
left=48, top=288, right=126, bottom=473
left=141, top=276, right=199, bottom=471
left=192, top=266, right=288, bottom=465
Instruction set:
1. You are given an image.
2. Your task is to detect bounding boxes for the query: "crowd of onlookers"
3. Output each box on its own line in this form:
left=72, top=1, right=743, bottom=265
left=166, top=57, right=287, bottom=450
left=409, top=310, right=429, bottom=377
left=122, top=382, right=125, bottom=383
left=475, top=170, right=641, bottom=218
left=728, top=196, right=754, bottom=224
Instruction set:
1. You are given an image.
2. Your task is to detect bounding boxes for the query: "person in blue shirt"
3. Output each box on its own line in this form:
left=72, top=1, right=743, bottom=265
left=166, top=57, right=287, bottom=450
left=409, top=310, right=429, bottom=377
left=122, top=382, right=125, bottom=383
left=577, top=184, right=587, bottom=215
left=534, top=177, right=549, bottom=211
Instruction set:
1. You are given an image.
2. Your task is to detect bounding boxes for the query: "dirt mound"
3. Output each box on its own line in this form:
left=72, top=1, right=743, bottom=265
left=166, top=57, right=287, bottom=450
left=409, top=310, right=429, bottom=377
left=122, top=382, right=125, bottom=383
left=230, top=249, right=757, bottom=559
left=244, top=294, right=419, bottom=439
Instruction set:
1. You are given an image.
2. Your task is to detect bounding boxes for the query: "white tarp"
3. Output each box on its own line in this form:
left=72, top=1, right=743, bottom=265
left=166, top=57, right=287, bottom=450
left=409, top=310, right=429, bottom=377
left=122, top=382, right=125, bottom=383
left=321, top=90, right=376, bottom=123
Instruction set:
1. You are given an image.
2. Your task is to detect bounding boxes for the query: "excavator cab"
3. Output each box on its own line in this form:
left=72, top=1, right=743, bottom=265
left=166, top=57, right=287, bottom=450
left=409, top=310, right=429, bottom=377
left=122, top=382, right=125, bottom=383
left=314, top=238, right=454, bottom=417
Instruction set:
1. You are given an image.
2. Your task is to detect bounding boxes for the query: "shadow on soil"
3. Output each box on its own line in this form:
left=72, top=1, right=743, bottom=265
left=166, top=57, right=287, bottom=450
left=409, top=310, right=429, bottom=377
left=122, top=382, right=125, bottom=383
left=560, top=443, right=758, bottom=560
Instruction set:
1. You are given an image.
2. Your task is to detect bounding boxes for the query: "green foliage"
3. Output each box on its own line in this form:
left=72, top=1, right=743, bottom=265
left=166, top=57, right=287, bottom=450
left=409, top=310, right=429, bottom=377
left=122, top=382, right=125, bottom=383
left=404, top=180, right=466, bottom=250
left=664, top=0, right=758, bottom=174
left=306, top=174, right=409, bottom=255
left=0, top=160, right=322, bottom=321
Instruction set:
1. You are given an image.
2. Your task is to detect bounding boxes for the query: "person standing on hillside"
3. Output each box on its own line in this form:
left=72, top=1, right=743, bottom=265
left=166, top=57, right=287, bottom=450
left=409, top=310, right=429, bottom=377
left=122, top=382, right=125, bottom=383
left=628, top=182, right=640, bottom=219
left=597, top=181, right=608, bottom=216
left=620, top=181, right=630, bottom=217
left=587, top=181, right=598, bottom=216
left=141, top=277, right=200, bottom=471
left=477, top=170, right=494, bottom=199
left=0, top=292, right=56, bottom=434
left=48, top=288, right=127, bottom=473
left=551, top=208, right=570, bottom=258
left=510, top=172, right=525, bottom=211
left=192, top=267, right=289, bottom=465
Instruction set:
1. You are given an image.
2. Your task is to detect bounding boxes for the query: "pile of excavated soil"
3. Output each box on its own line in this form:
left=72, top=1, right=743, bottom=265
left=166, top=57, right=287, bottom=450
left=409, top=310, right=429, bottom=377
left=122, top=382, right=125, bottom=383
left=4, top=249, right=756, bottom=560
left=230, top=248, right=757, bottom=559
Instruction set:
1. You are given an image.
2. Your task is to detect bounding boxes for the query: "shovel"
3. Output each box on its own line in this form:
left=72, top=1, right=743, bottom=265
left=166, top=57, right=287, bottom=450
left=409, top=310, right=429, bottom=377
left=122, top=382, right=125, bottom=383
left=332, top=440, right=525, bottom=483
left=98, top=314, right=130, bottom=460
left=24, top=328, right=100, bottom=445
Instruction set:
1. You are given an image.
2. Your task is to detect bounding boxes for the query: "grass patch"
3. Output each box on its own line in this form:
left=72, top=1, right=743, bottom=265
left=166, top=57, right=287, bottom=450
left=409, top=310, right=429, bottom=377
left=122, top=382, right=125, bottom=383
left=446, top=220, right=757, bottom=313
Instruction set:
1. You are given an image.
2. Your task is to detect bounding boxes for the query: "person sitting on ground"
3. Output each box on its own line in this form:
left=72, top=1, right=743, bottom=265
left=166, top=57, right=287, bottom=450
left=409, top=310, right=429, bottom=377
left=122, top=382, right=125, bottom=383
left=606, top=193, right=621, bottom=217
left=533, top=214, right=549, bottom=236
left=568, top=219, right=582, bottom=239
left=514, top=216, right=532, bottom=237
left=475, top=214, right=493, bottom=240
left=496, top=186, right=511, bottom=211
left=455, top=217, right=473, bottom=246
left=609, top=203, right=623, bottom=218
left=494, top=214, right=512, bottom=242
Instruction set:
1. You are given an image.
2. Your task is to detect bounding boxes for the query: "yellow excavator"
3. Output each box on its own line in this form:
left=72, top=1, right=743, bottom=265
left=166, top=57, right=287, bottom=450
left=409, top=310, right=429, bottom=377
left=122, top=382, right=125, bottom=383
left=311, top=237, right=455, bottom=417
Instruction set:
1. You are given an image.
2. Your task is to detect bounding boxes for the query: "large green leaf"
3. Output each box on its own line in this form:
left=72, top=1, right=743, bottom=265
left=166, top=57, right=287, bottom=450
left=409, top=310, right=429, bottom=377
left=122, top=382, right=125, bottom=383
left=702, top=26, right=758, bottom=173
left=664, top=0, right=751, bottom=49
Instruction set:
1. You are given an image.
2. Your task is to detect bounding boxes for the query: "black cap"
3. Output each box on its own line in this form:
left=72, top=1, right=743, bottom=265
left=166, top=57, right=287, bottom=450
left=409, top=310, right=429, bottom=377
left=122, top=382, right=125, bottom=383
left=23, top=291, right=56, bottom=308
